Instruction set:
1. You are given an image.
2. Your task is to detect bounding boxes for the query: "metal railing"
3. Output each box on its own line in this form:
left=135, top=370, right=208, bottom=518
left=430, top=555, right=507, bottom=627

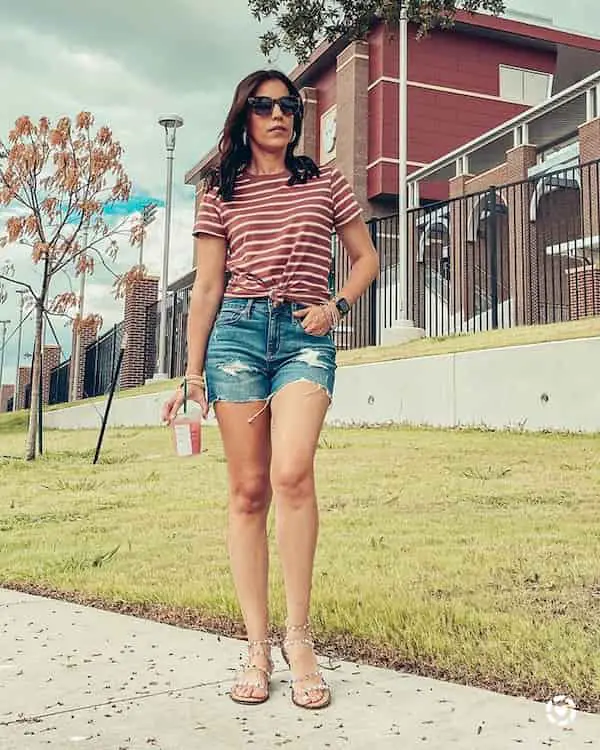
left=146, top=285, right=192, bottom=379
left=406, top=157, right=600, bottom=337
left=48, top=359, right=70, bottom=405
left=83, top=321, right=124, bottom=399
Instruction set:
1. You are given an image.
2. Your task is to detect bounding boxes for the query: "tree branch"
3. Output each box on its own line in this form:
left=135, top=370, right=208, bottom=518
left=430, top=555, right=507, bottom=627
left=0, top=273, right=38, bottom=298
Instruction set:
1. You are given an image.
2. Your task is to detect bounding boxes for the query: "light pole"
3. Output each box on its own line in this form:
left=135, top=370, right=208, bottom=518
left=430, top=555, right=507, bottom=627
left=395, top=2, right=418, bottom=336
left=139, top=202, right=158, bottom=268
left=156, top=114, right=184, bottom=379
left=0, top=319, right=11, bottom=401
left=13, top=289, right=26, bottom=411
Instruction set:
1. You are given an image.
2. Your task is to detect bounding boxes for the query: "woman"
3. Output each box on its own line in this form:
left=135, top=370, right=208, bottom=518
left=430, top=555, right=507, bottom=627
left=162, top=69, right=379, bottom=709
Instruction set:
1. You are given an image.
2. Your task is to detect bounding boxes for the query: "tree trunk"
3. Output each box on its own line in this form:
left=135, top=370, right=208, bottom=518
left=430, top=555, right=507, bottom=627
left=24, top=301, right=43, bottom=461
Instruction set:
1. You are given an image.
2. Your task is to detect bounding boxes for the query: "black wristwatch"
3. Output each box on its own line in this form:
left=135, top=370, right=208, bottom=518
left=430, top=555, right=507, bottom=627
left=335, top=297, right=351, bottom=317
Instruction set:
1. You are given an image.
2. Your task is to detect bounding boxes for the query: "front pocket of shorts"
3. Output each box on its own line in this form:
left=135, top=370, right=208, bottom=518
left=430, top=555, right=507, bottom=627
left=216, top=304, right=245, bottom=326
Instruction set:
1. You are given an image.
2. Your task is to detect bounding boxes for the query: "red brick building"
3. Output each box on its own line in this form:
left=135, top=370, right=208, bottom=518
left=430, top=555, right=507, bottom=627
left=185, top=10, right=600, bottom=223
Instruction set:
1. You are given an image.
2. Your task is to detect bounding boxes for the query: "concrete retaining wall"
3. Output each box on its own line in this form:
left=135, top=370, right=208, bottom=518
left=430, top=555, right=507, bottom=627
left=44, top=337, right=600, bottom=433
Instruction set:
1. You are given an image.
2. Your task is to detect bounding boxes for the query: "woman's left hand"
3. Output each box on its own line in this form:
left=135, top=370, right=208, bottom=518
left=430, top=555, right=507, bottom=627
left=293, top=305, right=331, bottom=336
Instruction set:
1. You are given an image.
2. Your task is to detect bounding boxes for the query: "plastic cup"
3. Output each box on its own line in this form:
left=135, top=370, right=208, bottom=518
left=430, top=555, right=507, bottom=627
left=171, top=405, right=202, bottom=457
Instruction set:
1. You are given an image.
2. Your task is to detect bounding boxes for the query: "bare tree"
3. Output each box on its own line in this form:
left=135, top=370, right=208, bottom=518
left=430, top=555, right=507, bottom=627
left=0, top=113, right=143, bottom=460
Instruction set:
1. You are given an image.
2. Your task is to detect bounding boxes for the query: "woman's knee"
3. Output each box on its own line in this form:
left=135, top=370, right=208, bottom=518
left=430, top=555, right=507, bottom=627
left=229, top=472, right=271, bottom=515
left=271, top=463, right=314, bottom=503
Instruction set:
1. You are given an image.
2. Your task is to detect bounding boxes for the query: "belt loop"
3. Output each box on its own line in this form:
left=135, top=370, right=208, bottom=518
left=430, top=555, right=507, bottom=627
left=246, top=298, right=255, bottom=318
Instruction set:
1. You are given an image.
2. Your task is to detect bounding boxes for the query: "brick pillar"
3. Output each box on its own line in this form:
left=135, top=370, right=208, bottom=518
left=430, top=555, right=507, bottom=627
left=120, top=276, right=159, bottom=389
left=505, top=144, right=537, bottom=325
left=578, top=118, right=600, bottom=242
left=69, top=323, right=98, bottom=401
left=0, top=384, right=14, bottom=412
left=569, top=266, right=600, bottom=318
left=298, top=86, right=318, bottom=162
left=42, top=344, right=61, bottom=405
left=335, top=40, right=369, bottom=213
left=17, top=366, right=31, bottom=410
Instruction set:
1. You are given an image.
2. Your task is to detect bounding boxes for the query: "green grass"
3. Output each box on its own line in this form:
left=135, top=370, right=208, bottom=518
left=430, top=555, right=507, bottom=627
left=1, top=422, right=599, bottom=710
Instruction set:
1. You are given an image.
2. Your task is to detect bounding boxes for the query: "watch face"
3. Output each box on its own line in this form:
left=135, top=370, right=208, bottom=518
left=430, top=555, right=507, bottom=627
left=336, top=297, right=350, bottom=316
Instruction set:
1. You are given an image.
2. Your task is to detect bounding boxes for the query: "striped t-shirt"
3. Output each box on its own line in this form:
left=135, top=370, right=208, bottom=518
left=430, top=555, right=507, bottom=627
left=192, top=165, right=362, bottom=305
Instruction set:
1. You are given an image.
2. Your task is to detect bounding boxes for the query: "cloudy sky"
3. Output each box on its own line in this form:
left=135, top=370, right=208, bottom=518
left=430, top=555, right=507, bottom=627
left=0, top=0, right=599, bottom=388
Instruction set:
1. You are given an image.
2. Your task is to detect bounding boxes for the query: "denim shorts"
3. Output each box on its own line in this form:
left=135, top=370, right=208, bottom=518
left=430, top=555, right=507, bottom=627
left=205, top=297, right=336, bottom=409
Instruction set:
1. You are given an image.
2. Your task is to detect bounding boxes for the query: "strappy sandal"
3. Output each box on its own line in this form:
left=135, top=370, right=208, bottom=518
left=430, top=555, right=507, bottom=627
left=229, top=638, right=274, bottom=705
left=281, top=621, right=332, bottom=710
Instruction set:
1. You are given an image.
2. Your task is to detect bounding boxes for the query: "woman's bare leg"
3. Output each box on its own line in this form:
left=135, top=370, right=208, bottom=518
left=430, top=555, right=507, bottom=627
left=215, top=401, right=272, bottom=701
left=270, top=382, right=331, bottom=706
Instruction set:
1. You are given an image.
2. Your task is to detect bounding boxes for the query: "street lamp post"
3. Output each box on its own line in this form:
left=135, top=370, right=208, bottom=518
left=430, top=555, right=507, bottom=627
left=13, top=289, right=26, bottom=411
left=0, top=319, right=11, bottom=401
left=156, top=115, right=184, bottom=379
left=395, top=2, right=419, bottom=338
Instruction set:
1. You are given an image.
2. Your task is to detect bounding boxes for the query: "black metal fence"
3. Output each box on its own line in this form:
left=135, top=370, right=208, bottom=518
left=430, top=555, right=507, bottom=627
left=49, top=359, right=70, bottom=405
left=404, top=158, right=600, bottom=338
left=146, top=285, right=193, bottom=380
left=83, top=320, right=124, bottom=399
left=331, top=156, right=600, bottom=345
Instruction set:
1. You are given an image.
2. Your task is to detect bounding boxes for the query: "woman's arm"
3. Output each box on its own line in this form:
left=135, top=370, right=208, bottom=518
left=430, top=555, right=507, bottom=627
left=334, top=216, right=379, bottom=305
left=185, top=234, right=227, bottom=377
left=296, top=216, right=379, bottom=335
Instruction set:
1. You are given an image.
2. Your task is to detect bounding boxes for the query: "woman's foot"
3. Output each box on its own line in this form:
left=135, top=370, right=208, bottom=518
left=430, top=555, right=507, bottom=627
left=230, top=639, right=273, bottom=705
left=281, top=621, right=331, bottom=709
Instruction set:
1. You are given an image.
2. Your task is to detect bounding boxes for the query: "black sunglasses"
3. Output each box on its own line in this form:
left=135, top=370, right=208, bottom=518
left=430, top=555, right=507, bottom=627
left=247, top=95, right=301, bottom=117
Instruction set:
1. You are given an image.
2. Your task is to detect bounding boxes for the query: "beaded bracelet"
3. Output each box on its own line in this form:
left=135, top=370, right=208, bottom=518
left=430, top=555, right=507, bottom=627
left=180, top=374, right=205, bottom=389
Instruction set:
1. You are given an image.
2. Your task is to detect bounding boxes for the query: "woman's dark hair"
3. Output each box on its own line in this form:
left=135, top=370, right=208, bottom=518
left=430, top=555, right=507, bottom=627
left=207, top=69, right=320, bottom=201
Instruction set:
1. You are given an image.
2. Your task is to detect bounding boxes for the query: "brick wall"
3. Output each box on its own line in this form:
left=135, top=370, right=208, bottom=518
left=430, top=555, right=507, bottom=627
left=569, top=267, right=600, bottom=318
left=0, top=384, right=14, bottom=412
left=465, top=164, right=509, bottom=195
left=578, top=118, right=600, bottom=241
left=17, top=366, right=31, bottom=410
left=120, top=276, right=159, bottom=389
left=336, top=40, right=370, bottom=213
left=42, top=345, right=60, bottom=405
left=69, top=322, right=99, bottom=401
left=505, top=145, right=537, bottom=325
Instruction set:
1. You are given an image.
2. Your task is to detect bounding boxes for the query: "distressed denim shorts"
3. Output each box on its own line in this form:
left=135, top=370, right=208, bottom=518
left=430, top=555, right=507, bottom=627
left=205, top=297, right=336, bottom=411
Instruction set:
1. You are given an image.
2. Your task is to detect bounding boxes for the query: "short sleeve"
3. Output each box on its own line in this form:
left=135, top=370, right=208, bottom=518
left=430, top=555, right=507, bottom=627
left=192, top=187, right=225, bottom=239
left=331, top=167, right=362, bottom=228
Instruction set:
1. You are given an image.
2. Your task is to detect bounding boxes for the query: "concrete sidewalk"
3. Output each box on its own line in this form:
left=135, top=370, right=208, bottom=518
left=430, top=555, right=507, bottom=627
left=0, top=589, right=597, bottom=749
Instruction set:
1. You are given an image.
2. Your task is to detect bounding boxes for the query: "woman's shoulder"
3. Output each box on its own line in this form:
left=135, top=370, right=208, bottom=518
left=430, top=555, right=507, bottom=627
left=310, top=164, right=347, bottom=185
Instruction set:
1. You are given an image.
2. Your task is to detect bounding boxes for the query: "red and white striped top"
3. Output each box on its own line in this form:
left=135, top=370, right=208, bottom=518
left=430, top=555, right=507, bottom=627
left=192, top=165, right=362, bottom=304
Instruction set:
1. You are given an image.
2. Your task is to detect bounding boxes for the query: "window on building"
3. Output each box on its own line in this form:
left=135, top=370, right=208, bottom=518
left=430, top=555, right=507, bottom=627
left=499, top=65, right=552, bottom=106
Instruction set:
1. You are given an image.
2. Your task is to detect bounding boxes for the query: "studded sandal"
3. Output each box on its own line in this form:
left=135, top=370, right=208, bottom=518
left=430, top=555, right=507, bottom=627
left=281, top=621, right=331, bottom=710
left=229, top=638, right=274, bottom=705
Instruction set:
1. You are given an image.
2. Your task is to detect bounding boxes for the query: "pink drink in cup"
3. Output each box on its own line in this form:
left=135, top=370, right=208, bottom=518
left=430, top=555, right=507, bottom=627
left=170, top=380, right=203, bottom=457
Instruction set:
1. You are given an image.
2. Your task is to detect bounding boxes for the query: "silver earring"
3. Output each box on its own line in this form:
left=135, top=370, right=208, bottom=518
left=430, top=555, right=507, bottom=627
left=242, top=129, right=248, bottom=147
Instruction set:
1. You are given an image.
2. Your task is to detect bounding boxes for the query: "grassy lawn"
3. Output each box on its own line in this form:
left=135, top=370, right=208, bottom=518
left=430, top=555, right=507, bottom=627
left=1, top=420, right=599, bottom=711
